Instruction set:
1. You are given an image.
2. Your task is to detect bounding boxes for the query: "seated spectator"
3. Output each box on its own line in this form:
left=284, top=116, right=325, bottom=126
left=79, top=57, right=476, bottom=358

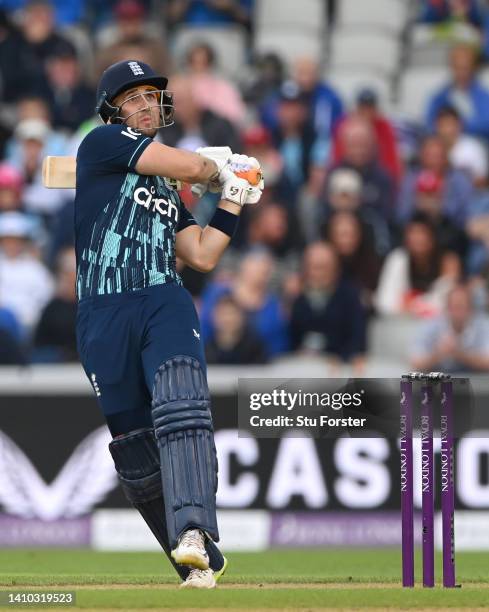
left=0, top=8, right=40, bottom=103
left=95, top=0, right=169, bottom=76
left=161, top=75, right=241, bottom=153
left=0, top=211, right=54, bottom=332
left=8, top=118, right=67, bottom=216
left=375, top=214, right=461, bottom=317
left=205, top=294, right=268, bottom=364
left=320, top=166, right=392, bottom=256
left=465, top=187, right=489, bottom=273
left=261, top=56, right=342, bottom=140
left=411, top=282, right=489, bottom=373
left=397, top=135, right=474, bottom=227
left=325, top=116, right=396, bottom=220
left=270, top=81, right=323, bottom=207
left=325, top=211, right=382, bottom=312
left=242, top=52, right=285, bottom=107
left=241, top=124, right=284, bottom=197
left=0, top=327, right=25, bottom=364
left=5, top=96, right=68, bottom=162
left=434, top=104, right=488, bottom=185
left=290, top=241, right=367, bottom=369
left=0, top=164, right=23, bottom=212
left=426, top=43, right=489, bottom=140
left=410, top=169, right=468, bottom=255
left=32, top=247, right=77, bottom=362
left=183, top=41, right=246, bottom=126
left=200, top=249, right=288, bottom=357
left=418, top=0, right=487, bottom=53
left=246, top=202, right=301, bottom=258
left=165, top=0, right=253, bottom=29
left=43, top=40, right=95, bottom=132
left=18, top=0, right=72, bottom=70
left=332, top=88, right=402, bottom=186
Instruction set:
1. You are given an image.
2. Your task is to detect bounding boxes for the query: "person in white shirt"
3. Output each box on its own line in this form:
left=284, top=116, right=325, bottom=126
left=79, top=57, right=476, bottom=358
left=0, top=212, right=54, bottom=332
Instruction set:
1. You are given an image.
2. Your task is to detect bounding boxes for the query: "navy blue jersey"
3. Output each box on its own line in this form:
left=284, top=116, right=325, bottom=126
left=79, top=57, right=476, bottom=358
left=75, top=124, right=197, bottom=299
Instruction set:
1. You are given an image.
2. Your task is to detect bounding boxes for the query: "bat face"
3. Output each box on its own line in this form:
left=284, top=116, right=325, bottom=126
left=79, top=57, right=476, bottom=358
left=42, top=156, right=76, bottom=189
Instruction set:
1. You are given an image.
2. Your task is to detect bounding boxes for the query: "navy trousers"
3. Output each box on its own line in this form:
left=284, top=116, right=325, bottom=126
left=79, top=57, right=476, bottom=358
left=76, top=282, right=206, bottom=436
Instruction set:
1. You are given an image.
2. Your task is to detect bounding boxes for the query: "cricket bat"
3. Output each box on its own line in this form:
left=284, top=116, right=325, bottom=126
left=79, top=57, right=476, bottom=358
left=42, top=156, right=263, bottom=189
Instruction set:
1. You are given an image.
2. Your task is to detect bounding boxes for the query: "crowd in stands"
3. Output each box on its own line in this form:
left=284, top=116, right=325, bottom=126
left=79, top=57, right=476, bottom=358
left=2, top=0, right=489, bottom=374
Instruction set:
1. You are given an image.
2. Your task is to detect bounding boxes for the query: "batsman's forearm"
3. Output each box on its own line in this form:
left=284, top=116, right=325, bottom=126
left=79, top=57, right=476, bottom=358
left=197, top=202, right=242, bottom=271
left=135, top=142, right=218, bottom=183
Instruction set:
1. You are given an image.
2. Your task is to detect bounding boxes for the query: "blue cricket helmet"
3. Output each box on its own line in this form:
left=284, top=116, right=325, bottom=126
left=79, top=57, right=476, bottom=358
left=95, top=60, right=173, bottom=125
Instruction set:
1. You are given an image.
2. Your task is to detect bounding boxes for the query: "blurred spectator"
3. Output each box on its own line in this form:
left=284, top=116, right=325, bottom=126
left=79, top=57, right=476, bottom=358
left=325, top=116, right=395, bottom=220
left=242, top=124, right=283, bottom=194
left=290, top=242, right=366, bottom=369
left=261, top=57, right=343, bottom=140
left=32, top=247, right=77, bottom=362
left=0, top=211, right=54, bottom=331
left=325, top=211, right=382, bottom=312
left=166, top=0, right=253, bottom=28
left=205, top=294, right=268, bottom=364
left=420, top=0, right=485, bottom=27
left=332, top=88, right=402, bottom=186
left=0, top=327, right=25, bottom=364
left=0, top=8, right=40, bottom=103
left=183, top=41, right=246, bottom=126
left=246, top=202, right=301, bottom=257
left=242, top=52, right=285, bottom=107
left=292, top=56, right=343, bottom=141
left=200, top=249, right=288, bottom=357
left=434, top=104, right=488, bottom=185
left=270, top=81, right=323, bottom=205
left=375, top=214, right=461, bottom=317
left=405, top=167, right=468, bottom=254
left=95, top=0, right=169, bottom=76
left=465, top=186, right=489, bottom=273
left=0, top=163, right=23, bottom=212
left=19, top=0, right=71, bottom=66
left=1, top=0, right=86, bottom=26
left=161, top=75, right=241, bottom=153
left=411, top=282, right=489, bottom=373
left=397, top=135, right=474, bottom=226
left=319, top=167, right=391, bottom=256
left=418, top=0, right=489, bottom=54
left=426, top=43, right=489, bottom=140
left=9, top=118, right=67, bottom=215
left=44, top=40, right=95, bottom=131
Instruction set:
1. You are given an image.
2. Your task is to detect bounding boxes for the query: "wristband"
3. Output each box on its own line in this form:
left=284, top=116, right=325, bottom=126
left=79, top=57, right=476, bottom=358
left=208, top=207, right=239, bottom=238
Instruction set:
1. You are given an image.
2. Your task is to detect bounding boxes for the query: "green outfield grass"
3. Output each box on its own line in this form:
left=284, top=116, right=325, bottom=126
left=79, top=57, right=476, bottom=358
left=0, top=549, right=488, bottom=609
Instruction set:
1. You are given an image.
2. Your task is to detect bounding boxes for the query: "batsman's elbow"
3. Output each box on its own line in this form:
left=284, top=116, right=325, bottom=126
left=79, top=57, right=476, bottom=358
left=192, top=257, right=217, bottom=273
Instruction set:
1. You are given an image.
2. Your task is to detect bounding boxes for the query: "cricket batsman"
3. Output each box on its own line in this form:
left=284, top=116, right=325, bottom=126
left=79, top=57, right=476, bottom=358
left=75, top=60, right=263, bottom=588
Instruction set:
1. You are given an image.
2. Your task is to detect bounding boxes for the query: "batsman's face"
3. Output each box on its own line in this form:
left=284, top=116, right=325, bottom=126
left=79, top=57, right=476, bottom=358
left=115, top=85, right=161, bottom=136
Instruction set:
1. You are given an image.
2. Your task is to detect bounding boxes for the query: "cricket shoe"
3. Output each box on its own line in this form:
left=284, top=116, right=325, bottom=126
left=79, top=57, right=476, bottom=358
left=171, top=529, right=209, bottom=570
left=180, top=556, right=228, bottom=590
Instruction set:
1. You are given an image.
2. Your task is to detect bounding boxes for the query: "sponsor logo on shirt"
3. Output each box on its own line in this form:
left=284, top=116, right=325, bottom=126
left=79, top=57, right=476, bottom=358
left=134, top=185, right=179, bottom=221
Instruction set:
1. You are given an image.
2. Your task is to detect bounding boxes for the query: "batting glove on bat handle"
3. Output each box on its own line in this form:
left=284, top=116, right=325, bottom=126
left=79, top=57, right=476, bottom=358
left=221, top=167, right=263, bottom=206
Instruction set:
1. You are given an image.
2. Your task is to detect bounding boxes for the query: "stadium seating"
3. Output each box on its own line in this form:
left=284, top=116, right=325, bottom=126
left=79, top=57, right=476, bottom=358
left=255, top=0, right=326, bottom=32
left=254, top=28, right=324, bottom=69
left=172, top=25, right=247, bottom=77
left=327, top=68, right=393, bottom=110
left=397, top=66, right=450, bottom=121
left=329, top=29, right=402, bottom=77
left=336, top=0, right=410, bottom=34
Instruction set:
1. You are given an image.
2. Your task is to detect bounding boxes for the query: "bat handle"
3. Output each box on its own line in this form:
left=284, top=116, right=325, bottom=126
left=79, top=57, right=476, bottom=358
left=234, top=168, right=262, bottom=187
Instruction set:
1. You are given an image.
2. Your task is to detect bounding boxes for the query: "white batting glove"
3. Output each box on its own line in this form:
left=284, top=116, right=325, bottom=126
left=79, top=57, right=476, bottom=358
left=191, top=146, right=233, bottom=197
left=221, top=155, right=264, bottom=206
